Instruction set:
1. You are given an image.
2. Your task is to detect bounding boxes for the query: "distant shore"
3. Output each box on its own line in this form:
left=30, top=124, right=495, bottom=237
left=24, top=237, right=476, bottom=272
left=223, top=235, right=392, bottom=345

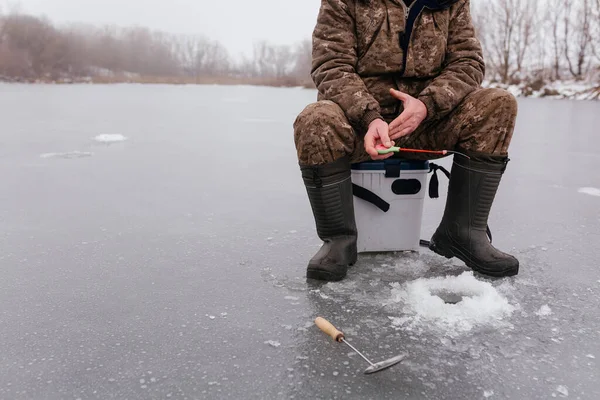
left=1, top=75, right=598, bottom=100
left=0, top=74, right=316, bottom=89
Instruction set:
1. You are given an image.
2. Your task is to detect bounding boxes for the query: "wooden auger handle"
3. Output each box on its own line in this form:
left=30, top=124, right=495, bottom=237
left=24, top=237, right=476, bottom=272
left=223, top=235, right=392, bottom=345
left=315, top=317, right=345, bottom=342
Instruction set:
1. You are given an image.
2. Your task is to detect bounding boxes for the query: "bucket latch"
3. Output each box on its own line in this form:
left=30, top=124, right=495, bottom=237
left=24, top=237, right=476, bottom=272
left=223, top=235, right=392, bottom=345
left=384, top=164, right=401, bottom=178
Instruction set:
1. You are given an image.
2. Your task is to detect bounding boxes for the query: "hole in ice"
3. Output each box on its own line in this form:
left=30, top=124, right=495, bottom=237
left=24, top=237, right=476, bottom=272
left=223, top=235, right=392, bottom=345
left=387, top=272, right=515, bottom=336
left=429, top=288, right=467, bottom=304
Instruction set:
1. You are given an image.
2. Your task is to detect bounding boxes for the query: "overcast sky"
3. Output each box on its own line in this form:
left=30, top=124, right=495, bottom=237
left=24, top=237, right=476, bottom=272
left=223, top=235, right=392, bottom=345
left=3, top=0, right=322, bottom=58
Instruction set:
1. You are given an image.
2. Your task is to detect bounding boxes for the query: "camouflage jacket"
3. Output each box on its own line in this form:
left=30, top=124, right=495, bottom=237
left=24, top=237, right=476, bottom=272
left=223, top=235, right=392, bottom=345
left=310, top=0, right=485, bottom=133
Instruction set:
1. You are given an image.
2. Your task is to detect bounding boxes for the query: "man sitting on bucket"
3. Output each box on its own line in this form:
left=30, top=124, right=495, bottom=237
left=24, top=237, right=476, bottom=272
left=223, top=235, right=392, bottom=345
left=294, top=0, right=519, bottom=281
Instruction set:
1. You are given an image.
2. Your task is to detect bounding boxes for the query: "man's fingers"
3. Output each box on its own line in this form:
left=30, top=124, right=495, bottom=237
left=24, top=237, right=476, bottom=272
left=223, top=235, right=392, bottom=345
left=378, top=126, right=392, bottom=148
left=398, top=126, right=415, bottom=138
left=390, top=88, right=410, bottom=102
left=390, top=124, right=415, bottom=140
left=390, top=118, right=412, bottom=136
left=389, top=113, right=409, bottom=132
left=364, top=133, right=379, bottom=157
left=371, top=152, right=394, bottom=161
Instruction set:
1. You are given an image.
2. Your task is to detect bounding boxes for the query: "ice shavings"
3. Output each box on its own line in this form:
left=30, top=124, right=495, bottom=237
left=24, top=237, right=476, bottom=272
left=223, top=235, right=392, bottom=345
left=536, top=304, right=553, bottom=316
left=555, top=385, right=569, bottom=397
left=386, top=272, right=515, bottom=337
left=578, top=187, right=600, bottom=197
left=94, top=134, right=127, bottom=143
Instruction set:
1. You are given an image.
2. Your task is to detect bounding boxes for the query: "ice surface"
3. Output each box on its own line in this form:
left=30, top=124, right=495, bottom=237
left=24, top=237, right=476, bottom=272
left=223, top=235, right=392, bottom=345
left=40, top=151, right=93, bottom=159
left=386, top=272, right=516, bottom=337
left=242, top=118, right=276, bottom=123
left=578, top=187, right=600, bottom=197
left=536, top=305, right=552, bottom=316
left=3, top=84, right=600, bottom=400
left=94, top=134, right=127, bottom=143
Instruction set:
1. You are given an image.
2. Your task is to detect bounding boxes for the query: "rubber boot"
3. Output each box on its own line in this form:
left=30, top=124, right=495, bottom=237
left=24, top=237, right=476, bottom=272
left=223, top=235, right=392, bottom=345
left=428, top=151, right=519, bottom=277
left=300, top=156, right=357, bottom=281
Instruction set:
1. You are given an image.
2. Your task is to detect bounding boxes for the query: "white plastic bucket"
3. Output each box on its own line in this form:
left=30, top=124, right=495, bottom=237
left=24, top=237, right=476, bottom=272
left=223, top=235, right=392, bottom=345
left=351, top=159, right=430, bottom=253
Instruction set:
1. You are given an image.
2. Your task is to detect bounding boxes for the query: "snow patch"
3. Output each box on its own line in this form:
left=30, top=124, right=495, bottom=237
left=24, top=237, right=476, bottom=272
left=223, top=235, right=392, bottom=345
left=40, top=151, right=93, bottom=159
left=536, top=305, right=553, bottom=316
left=386, top=272, right=515, bottom=337
left=578, top=187, right=600, bottom=197
left=483, top=79, right=599, bottom=100
left=94, top=134, right=127, bottom=143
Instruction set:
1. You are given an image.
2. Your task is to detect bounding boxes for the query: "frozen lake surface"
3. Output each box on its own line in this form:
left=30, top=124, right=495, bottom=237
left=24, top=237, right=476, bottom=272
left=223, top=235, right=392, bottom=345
left=0, top=83, right=599, bottom=399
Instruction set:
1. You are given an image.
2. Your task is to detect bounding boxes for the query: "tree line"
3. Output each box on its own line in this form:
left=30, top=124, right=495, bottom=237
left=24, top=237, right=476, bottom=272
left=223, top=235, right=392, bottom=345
left=0, top=8, right=312, bottom=85
left=472, top=0, right=600, bottom=84
left=0, top=1, right=598, bottom=88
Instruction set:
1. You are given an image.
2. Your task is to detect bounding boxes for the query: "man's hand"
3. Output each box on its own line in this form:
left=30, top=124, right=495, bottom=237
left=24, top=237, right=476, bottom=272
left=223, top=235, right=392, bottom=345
left=364, top=118, right=394, bottom=160
left=388, top=88, right=428, bottom=140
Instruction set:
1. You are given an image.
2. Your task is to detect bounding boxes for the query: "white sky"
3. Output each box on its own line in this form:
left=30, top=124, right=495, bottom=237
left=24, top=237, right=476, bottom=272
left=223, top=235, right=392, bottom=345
left=2, top=0, right=322, bottom=58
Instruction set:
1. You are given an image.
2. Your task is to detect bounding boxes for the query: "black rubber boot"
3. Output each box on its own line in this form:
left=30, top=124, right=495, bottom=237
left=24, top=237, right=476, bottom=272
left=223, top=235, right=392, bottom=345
left=300, top=156, right=357, bottom=282
left=429, top=151, right=519, bottom=277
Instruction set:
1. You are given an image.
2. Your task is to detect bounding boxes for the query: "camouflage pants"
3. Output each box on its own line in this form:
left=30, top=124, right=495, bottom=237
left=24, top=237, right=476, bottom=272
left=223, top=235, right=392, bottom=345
left=293, top=88, right=518, bottom=166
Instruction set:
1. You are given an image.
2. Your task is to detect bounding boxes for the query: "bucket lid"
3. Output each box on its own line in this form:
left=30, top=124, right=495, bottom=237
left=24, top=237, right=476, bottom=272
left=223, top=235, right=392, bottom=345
left=351, top=158, right=429, bottom=171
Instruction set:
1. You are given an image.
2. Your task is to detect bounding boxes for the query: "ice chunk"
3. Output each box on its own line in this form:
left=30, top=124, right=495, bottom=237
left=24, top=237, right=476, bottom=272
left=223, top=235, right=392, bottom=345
left=484, top=390, right=494, bottom=398
left=536, top=305, right=552, bottom=316
left=556, top=385, right=569, bottom=397
left=94, top=134, right=127, bottom=143
left=578, top=187, right=600, bottom=197
left=285, top=296, right=299, bottom=301
left=264, top=340, right=281, bottom=348
left=387, top=272, right=515, bottom=336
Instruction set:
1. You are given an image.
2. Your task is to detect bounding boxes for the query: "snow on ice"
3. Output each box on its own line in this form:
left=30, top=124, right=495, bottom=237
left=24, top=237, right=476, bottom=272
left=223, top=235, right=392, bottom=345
left=40, top=151, right=93, bottom=159
left=536, top=305, right=553, bottom=316
left=386, top=272, right=515, bottom=336
left=94, top=134, right=127, bottom=143
left=578, top=187, right=600, bottom=197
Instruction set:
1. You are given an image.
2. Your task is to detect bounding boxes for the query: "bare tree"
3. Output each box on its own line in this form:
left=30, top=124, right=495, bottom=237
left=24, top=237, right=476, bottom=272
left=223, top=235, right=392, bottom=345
left=563, top=0, right=594, bottom=80
left=291, top=39, right=312, bottom=81
left=513, top=0, right=540, bottom=78
left=547, top=0, right=565, bottom=80
left=590, top=0, right=600, bottom=63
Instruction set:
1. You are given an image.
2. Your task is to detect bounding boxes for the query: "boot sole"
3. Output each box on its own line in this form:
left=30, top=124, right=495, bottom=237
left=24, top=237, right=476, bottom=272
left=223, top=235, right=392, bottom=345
left=306, top=261, right=354, bottom=282
left=306, top=268, right=346, bottom=282
left=429, top=239, right=519, bottom=278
